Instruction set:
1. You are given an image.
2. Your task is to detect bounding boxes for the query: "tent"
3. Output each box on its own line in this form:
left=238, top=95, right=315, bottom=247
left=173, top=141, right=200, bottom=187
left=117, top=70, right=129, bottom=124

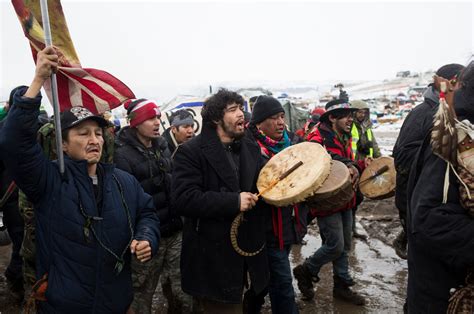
left=280, top=99, right=310, bottom=133
left=159, top=95, right=206, bottom=134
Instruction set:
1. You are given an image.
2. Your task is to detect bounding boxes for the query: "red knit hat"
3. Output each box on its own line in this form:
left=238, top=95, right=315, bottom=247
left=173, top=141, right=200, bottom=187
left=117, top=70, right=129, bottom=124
left=124, top=98, right=161, bottom=127
left=311, top=107, right=326, bottom=116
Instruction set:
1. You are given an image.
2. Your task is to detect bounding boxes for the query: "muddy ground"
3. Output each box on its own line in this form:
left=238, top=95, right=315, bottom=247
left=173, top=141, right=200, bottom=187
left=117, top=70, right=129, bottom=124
left=0, top=197, right=407, bottom=313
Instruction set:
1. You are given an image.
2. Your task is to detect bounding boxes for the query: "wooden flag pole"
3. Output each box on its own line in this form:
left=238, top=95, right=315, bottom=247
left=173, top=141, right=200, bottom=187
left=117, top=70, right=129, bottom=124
left=40, top=0, right=65, bottom=174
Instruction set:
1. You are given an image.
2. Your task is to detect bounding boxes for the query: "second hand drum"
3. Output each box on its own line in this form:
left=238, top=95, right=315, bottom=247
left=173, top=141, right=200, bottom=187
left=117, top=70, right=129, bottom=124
left=307, top=160, right=354, bottom=211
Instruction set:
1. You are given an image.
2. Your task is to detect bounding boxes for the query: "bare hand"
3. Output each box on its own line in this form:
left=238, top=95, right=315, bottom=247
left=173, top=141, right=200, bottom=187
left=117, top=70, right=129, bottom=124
left=24, top=46, right=59, bottom=98
left=130, top=239, right=151, bottom=262
left=240, top=192, right=258, bottom=212
left=364, top=156, right=373, bottom=168
left=35, top=46, right=59, bottom=81
left=348, top=165, right=360, bottom=189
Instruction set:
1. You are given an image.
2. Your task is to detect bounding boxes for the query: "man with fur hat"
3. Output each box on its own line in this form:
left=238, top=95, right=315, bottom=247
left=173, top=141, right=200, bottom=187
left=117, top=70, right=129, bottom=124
left=162, top=109, right=195, bottom=156
left=293, top=99, right=366, bottom=306
left=114, top=99, right=191, bottom=313
left=244, top=96, right=307, bottom=314
left=350, top=99, right=381, bottom=239
left=393, top=63, right=465, bottom=260
left=171, top=89, right=269, bottom=312
left=406, top=62, right=474, bottom=313
left=351, top=100, right=380, bottom=162
left=0, top=46, right=160, bottom=313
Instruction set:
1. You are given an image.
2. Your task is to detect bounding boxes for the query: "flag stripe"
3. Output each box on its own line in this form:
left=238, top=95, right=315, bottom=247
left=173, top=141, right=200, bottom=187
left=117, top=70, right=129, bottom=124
left=85, top=68, right=135, bottom=99
left=57, top=72, right=73, bottom=109
left=61, top=67, right=134, bottom=110
left=81, top=90, right=98, bottom=114
left=68, top=76, right=83, bottom=108
left=61, top=69, right=122, bottom=107
left=64, top=67, right=126, bottom=102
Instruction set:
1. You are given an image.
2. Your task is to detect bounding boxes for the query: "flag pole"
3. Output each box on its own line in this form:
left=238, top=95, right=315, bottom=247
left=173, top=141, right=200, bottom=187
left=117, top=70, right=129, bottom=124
left=40, top=0, right=65, bottom=174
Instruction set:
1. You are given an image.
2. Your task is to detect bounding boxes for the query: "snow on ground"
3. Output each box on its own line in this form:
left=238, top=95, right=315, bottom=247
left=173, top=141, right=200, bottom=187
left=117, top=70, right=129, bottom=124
left=372, top=119, right=403, bottom=156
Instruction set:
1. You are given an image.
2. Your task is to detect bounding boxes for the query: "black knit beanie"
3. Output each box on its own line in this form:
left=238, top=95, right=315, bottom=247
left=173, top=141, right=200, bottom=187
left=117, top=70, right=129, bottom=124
left=250, top=96, right=284, bottom=124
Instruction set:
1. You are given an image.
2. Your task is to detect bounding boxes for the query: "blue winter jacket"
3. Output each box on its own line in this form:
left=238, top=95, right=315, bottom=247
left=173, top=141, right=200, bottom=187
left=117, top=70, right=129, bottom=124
left=0, top=87, right=160, bottom=313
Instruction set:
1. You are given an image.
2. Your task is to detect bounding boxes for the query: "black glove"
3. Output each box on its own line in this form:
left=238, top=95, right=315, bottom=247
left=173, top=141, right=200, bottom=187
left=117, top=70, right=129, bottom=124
left=357, top=139, right=373, bottom=155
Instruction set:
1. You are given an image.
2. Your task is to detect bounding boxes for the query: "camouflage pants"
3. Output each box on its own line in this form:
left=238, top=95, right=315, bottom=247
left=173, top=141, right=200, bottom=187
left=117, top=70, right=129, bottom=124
left=18, top=191, right=36, bottom=297
left=131, top=230, right=192, bottom=314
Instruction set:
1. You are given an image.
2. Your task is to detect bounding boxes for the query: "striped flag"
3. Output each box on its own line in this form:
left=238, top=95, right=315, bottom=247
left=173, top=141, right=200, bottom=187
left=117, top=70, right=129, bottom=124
left=11, top=0, right=135, bottom=114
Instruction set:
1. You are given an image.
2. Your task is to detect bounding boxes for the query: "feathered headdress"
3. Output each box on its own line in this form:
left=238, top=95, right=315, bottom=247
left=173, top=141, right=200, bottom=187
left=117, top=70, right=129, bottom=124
left=431, top=81, right=458, bottom=164
left=431, top=78, right=473, bottom=207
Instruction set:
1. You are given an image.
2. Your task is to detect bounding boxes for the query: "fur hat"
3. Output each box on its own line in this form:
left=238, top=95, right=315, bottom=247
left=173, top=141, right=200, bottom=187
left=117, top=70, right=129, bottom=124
left=350, top=100, right=369, bottom=110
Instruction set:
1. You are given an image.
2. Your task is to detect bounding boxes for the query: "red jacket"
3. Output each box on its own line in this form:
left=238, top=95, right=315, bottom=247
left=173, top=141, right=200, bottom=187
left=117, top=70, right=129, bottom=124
left=306, top=122, right=365, bottom=217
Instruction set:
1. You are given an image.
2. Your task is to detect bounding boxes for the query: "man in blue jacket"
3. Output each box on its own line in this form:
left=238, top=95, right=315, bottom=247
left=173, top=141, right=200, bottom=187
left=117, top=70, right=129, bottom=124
left=0, top=46, right=160, bottom=313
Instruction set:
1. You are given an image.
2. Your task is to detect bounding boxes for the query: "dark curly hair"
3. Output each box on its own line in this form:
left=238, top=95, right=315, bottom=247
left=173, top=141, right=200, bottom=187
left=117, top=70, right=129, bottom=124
left=201, top=89, right=244, bottom=128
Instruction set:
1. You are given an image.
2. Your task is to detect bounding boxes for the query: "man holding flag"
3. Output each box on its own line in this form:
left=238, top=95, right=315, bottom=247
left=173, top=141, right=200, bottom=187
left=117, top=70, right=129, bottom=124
left=0, top=46, right=160, bottom=313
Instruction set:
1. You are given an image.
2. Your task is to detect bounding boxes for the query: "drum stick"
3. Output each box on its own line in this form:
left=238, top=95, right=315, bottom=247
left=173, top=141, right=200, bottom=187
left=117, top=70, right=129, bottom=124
left=359, top=165, right=390, bottom=185
left=257, top=161, right=303, bottom=197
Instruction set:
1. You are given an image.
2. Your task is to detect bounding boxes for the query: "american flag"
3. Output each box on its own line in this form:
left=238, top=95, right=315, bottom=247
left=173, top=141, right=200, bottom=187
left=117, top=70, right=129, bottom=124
left=12, top=0, right=135, bottom=114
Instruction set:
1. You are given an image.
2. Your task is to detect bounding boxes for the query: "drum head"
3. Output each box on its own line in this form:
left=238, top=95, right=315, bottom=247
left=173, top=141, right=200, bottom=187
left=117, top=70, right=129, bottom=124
left=257, top=142, right=331, bottom=206
left=306, top=160, right=353, bottom=211
left=313, top=160, right=350, bottom=198
left=359, top=156, right=396, bottom=200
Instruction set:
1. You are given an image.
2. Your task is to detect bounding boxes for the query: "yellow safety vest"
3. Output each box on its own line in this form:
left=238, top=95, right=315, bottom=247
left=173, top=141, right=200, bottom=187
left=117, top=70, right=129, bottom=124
left=351, top=123, right=373, bottom=159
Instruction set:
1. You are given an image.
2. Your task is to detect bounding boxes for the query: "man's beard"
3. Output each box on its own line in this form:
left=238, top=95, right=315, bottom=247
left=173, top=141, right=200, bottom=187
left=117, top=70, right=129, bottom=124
left=221, top=120, right=245, bottom=140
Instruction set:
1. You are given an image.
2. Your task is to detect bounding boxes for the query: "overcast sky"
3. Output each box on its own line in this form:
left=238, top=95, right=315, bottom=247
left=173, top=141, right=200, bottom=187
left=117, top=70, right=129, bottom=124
left=1, top=0, right=473, bottom=103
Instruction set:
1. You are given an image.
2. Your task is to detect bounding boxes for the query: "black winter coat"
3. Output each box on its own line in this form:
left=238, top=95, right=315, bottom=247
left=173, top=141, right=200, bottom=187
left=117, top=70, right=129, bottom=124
left=171, top=125, right=269, bottom=303
left=115, top=127, right=181, bottom=237
left=407, top=139, right=474, bottom=313
left=393, top=86, right=439, bottom=222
